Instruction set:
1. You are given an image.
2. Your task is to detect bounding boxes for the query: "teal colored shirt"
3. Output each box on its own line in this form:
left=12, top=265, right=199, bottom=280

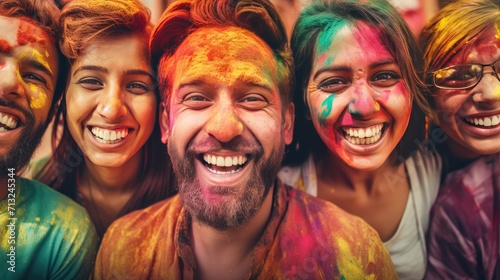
left=0, top=178, right=98, bottom=279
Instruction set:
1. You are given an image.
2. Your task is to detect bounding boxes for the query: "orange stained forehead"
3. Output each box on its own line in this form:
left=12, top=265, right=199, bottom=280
left=0, top=16, right=58, bottom=109
left=169, top=27, right=279, bottom=92
left=448, top=24, right=500, bottom=65
left=0, top=16, right=54, bottom=52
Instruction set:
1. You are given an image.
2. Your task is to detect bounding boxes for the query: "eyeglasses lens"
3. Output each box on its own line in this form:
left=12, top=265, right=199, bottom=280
left=434, top=64, right=482, bottom=89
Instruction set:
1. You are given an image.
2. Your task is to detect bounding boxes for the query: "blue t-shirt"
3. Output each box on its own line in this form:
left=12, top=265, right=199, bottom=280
left=0, top=178, right=98, bottom=279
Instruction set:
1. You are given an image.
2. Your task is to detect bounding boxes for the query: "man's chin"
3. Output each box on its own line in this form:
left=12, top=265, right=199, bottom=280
left=0, top=123, right=47, bottom=177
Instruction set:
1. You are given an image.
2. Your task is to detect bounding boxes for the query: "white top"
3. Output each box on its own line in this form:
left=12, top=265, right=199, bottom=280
left=278, top=149, right=442, bottom=280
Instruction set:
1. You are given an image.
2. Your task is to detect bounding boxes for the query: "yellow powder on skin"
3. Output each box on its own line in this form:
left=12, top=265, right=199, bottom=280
left=28, top=84, right=48, bottom=109
left=493, top=85, right=500, bottom=99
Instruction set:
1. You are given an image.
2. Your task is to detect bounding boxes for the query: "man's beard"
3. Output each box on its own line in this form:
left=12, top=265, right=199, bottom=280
left=0, top=99, right=48, bottom=177
left=168, top=134, right=285, bottom=231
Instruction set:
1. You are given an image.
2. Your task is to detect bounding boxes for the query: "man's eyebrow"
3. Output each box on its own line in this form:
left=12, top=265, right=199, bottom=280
left=72, top=65, right=108, bottom=77
left=20, top=57, right=54, bottom=79
left=178, top=77, right=275, bottom=92
left=236, top=76, right=274, bottom=91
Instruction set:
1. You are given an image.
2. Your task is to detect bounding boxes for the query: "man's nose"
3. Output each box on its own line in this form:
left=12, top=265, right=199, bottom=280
left=0, top=60, right=25, bottom=98
left=204, top=99, right=243, bottom=143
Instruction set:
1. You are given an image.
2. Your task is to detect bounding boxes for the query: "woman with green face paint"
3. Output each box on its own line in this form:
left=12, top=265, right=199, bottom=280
left=279, top=0, right=441, bottom=278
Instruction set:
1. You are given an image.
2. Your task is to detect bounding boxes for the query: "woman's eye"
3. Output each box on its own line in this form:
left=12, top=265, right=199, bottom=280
left=76, top=78, right=103, bottom=90
left=317, top=77, right=349, bottom=93
left=127, top=82, right=151, bottom=94
left=372, top=72, right=400, bottom=87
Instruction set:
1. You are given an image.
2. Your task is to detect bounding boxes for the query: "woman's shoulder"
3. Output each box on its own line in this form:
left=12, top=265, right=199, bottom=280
left=278, top=154, right=317, bottom=195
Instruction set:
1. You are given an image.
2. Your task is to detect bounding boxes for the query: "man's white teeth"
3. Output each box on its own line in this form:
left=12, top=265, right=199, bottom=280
left=203, top=154, right=247, bottom=167
left=91, top=127, right=129, bottom=143
left=465, top=114, right=500, bottom=127
left=0, top=112, right=18, bottom=130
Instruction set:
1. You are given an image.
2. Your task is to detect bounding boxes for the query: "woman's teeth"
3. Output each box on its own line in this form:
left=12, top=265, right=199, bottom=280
left=91, top=127, right=129, bottom=144
left=343, top=124, right=383, bottom=145
left=465, top=114, right=500, bottom=127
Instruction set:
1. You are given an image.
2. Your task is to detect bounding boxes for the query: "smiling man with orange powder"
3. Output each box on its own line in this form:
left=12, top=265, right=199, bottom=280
left=0, top=0, right=97, bottom=279
left=94, top=0, right=397, bottom=278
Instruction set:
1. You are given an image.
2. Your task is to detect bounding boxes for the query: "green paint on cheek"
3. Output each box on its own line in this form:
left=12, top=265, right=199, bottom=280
left=319, top=94, right=335, bottom=125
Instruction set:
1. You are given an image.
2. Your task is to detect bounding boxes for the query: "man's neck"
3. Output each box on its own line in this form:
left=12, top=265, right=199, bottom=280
left=191, top=184, right=274, bottom=280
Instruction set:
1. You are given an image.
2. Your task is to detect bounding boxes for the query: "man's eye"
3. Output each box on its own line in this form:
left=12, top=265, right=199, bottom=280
left=185, top=95, right=207, bottom=102
left=240, top=95, right=267, bottom=110
left=182, top=94, right=211, bottom=109
left=371, top=71, right=400, bottom=87
left=242, top=96, right=264, bottom=102
left=23, top=73, right=46, bottom=84
left=317, top=77, right=349, bottom=93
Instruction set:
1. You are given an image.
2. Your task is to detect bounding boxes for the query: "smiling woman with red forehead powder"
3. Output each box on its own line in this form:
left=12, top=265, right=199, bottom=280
left=420, top=0, right=500, bottom=278
left=34, top=0, right=176, bottom=238
left=279, top=0, right=442, bottom=278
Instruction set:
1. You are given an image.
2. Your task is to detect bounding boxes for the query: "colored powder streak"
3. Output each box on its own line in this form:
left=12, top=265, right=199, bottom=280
left=494, top=85, right=500, bottom=99
left=29, top=83, right=48, bottom=109
left=319, top=94, right=335, bottom=126
left=314, top=20, right=346, bottom=70
left=348, top=98, right=360, bottom=115
left=335, top=238, right=366, bottom=278
left=173, top=28, right=276, bottom=90
left=17, top=20, right=39, bottom=46
left=0, top=39, right=12, bottom=53
left=19, top=48, right=52, bottom=76
left=352, top=24, right=389, bottom=62
left=495, top=23, right=500, bottom=40
left=433, top=16, right=454, bottom=51
left=316, top=19, right=346, bottom=54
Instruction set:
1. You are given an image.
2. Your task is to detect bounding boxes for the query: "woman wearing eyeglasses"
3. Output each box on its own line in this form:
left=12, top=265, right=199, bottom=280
left=420, top=0, right=500, bottom=278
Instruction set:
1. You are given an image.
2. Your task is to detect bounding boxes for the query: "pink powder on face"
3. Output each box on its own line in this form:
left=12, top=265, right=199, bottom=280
left=353, top=23, right=389, bottom=61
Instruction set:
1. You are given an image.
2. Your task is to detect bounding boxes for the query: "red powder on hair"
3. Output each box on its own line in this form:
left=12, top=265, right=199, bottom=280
left=17, top=20, right=42, bottom=46
left=0, top=39, right=12, bottom=53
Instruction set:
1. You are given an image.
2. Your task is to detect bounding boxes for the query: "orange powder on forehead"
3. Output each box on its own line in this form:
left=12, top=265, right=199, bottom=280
left=17, top=20, right=39, bottom=46
left=0, top=39, right=12, bottom=53
left=170, top=27, right=278, bottom=89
